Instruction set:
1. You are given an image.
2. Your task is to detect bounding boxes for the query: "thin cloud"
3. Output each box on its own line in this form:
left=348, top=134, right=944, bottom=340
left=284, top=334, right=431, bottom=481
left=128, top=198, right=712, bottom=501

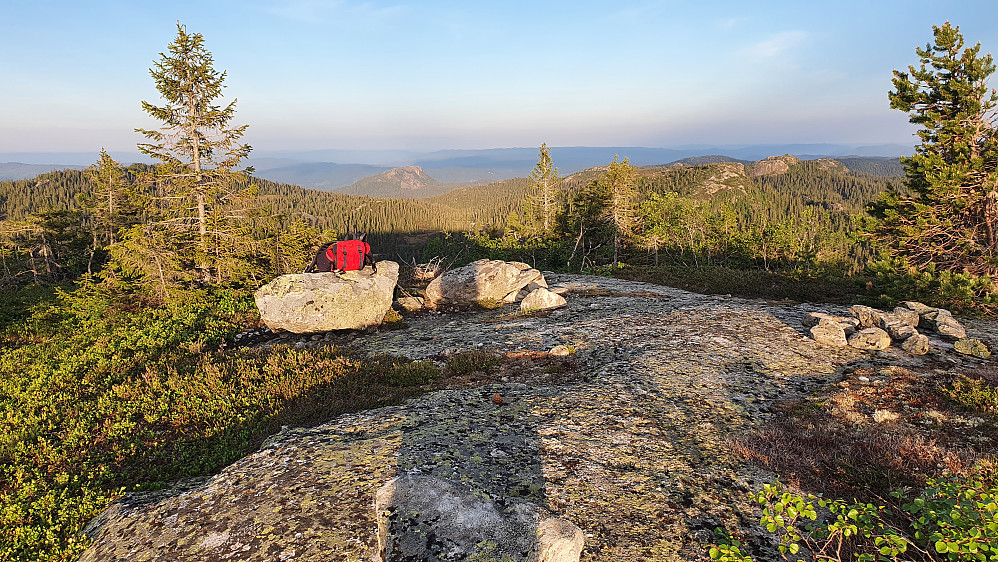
left=716, top=17, right=746, bottom=32
left=742, top=30, right=808, bottom=61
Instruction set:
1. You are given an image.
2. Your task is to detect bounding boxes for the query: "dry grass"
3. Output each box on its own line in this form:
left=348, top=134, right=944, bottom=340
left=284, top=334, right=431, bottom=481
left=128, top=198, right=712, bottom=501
left=728, top=363, right=998, bottom=501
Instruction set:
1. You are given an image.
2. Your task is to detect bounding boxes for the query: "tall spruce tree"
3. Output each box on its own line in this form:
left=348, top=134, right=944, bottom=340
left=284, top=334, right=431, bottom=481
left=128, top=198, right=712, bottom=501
left=601, top=155, right=639, bottom=267
left=135, top=22, right=254, bottom=285
left=526, top=143, right=560, bottom=235
left=875, top=22, right=998, bottom=296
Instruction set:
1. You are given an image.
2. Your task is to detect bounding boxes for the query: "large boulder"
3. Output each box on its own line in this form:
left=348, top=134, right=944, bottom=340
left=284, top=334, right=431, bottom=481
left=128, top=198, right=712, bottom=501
left=376, top=475, right=584, bottom=562
left=424, top=259, right=545, bottom=309
left=254, top=261, right=399, bottom=333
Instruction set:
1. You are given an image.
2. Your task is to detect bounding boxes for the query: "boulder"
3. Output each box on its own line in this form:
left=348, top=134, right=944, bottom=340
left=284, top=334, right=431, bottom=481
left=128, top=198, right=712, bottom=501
left=877, top=315, right=918, bottom=342
left=890, top=306, right=920, bottom=328
left=810, top=319, right=848, bottom=347
left=954, top=338, right=991, bottom=359
left=424, top=259, right=545, bottom=309
left=848, top=327, right=892, bottom=351
left=901, top=301, right=936, bottom=316
left=520, top=288, right=567, bottom=312
left=923, top=309, right=967, bottom=340
left=376, top=475, right=584, bottom=562
left=900, top=333, right=930, bottom=355
left=849, top=305, right=884, bottom=329
left=254, top=261, right=399, bottom=333
left=803, top=312, right=859, bottom=334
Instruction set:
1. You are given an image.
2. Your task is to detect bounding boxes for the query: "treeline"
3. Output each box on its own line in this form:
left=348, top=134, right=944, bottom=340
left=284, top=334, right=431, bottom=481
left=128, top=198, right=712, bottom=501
left=0, top=157, right=904, bottom=288
left=452, top=157, right=903, bottom=279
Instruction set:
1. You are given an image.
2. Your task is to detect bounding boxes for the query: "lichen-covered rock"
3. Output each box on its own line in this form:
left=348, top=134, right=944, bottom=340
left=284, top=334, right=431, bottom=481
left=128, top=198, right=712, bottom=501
left=900, top=333, right=930, bottom=355
left=376, top=475, right=583, bottom=562
left=954, top=338, right=991, bottom=359
left=878, top=316, right=918, bottom=342
left=520, top=288, right=567, bottom=312
left=849, top=305, right=884, bottom=329
left=803, top=312, right=858, bottom=334
left=902, top=301, right=935, bottom=316
left=254, top=261, right=399, bottom=333
left=810, top=319, right=847, bottom=347
left=890, top=306, right=920, bottom=328
left=425, top=259, right=543, bottom=309
left=848, top=327, right=892, bottom=351
left=922, top=309, right=967, bottom=340
left=936, top=320, right=968, bottom=341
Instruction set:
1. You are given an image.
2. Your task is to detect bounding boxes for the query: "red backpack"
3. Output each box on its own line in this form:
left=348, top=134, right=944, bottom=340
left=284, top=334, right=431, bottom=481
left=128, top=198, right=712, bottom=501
left=326, top=239, right=371, bottom=272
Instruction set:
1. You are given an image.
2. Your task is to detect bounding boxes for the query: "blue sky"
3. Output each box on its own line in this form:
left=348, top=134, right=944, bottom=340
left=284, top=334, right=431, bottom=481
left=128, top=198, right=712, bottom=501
left=2, top=0, right=997, bottom=155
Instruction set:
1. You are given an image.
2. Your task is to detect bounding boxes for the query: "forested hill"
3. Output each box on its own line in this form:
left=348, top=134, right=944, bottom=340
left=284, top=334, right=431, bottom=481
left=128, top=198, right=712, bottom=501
left=0, top=155, right=902, bottom=261
left=332, top=166, right=485, bottom=199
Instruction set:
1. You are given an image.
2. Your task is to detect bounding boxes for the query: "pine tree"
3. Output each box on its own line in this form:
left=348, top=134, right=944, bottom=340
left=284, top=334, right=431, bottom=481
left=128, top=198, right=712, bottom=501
left=874, top=22, right=998, bottom=293
left=135, top=22, right=255, bottom=285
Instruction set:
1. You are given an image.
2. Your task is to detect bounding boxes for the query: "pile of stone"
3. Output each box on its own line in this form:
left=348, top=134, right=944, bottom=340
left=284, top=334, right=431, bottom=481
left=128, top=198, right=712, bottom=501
left=804, top=301, right=990, bottom=359
left=407, top=259, right=567, bottom=313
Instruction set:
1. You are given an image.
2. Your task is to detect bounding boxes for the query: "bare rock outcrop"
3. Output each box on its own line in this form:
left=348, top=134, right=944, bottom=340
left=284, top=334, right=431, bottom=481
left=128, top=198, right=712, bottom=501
left=748, top=155, right=800, bottom=177
left=254, top=261, right=399, bottom=333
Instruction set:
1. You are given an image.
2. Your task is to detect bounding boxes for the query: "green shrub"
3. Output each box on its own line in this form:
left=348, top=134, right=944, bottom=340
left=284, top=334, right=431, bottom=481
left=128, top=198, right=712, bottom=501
left=713, top=466, right=998, bottom=561
left=946, top=376, right=998, bottom=415
left=0, top=284, right=444, bottom=561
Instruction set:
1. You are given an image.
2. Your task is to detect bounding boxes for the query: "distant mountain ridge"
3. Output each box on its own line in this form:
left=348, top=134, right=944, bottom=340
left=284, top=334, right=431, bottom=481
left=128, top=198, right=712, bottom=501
left=2, top=144, right=910, bottom=187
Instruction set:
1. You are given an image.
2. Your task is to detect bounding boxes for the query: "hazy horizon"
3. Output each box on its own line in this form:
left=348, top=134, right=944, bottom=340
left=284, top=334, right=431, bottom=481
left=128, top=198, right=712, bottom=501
left=4, top=1, right=997, bottom=155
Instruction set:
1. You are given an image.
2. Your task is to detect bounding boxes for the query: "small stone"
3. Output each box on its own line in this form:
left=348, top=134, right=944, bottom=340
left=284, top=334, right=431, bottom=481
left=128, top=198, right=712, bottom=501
left=549, top=345, right=573, bottom=356
left=848, top=327, right=892, bottom=351
left=879, top=318, right=918, bottom=342
left=954, top=338, right=991, bottom=359
left=397, top=296, right=425, bottom=312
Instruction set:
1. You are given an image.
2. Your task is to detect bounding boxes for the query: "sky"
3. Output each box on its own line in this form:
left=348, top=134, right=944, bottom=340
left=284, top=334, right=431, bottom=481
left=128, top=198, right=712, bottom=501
left=2, top=0, right=998, bottom=157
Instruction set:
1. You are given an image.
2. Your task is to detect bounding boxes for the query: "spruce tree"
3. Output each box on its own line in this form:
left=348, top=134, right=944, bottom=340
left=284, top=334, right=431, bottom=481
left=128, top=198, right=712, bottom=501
left=526, top=143, right=560, bottom=235
left=874, top=22, right=998, bottom=297
left=601, top=155, right=639, bottom=267
left=135, top=22, right=254, bottom=285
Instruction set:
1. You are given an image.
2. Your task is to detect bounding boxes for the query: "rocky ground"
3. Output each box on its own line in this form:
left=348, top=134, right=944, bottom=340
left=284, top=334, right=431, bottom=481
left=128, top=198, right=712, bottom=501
left=79, top=274, right=997, bottom=562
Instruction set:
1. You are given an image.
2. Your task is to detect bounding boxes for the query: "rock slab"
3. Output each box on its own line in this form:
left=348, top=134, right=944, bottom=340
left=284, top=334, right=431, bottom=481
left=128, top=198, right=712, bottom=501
left=254, top=261, right=399, bottom=333
left=376, top=475, right=584, bottom=562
